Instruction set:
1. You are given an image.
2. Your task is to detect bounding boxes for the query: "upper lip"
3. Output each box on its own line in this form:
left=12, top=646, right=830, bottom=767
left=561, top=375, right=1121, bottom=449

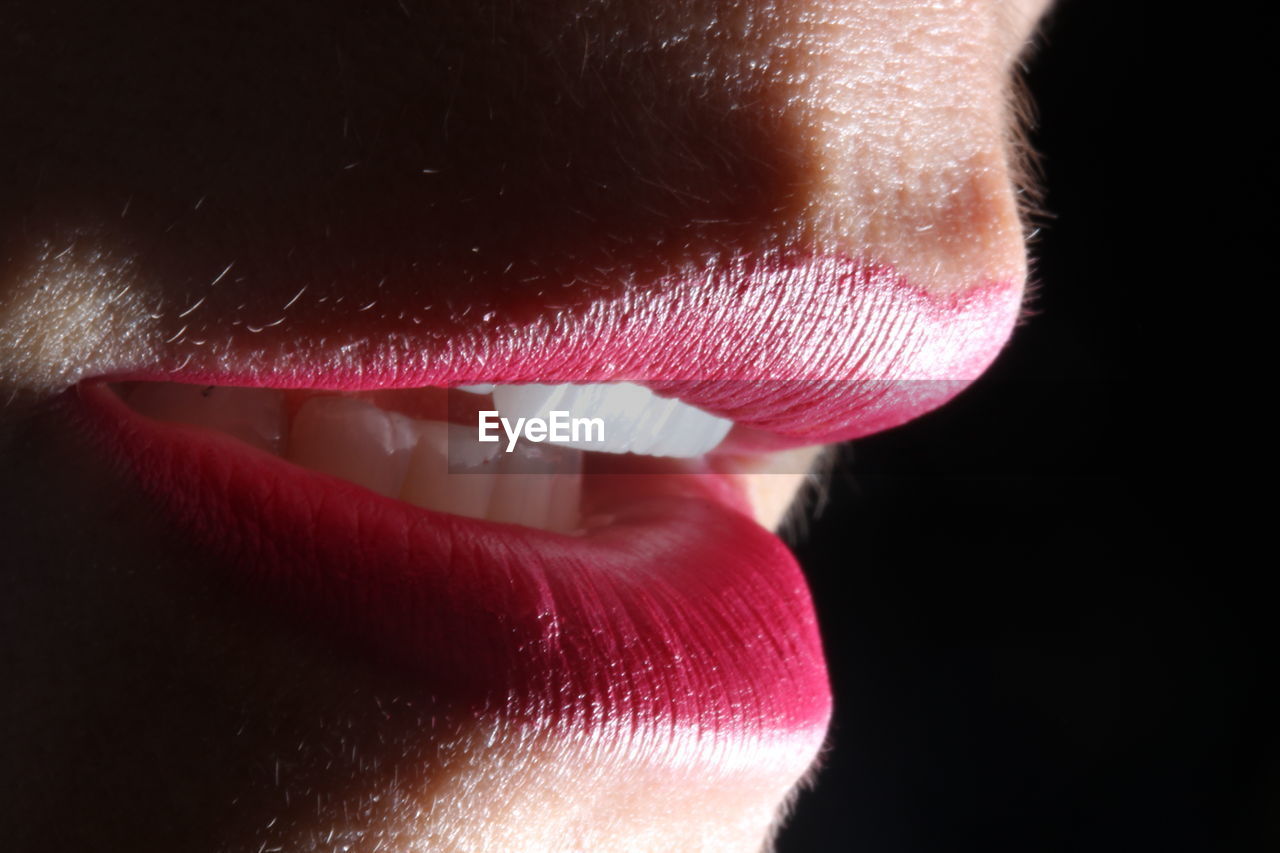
left=91, top=251, right=1021, bottom=447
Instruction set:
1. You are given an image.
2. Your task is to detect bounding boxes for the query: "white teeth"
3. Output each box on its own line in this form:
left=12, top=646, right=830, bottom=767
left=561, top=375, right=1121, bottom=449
left=486, top=447, right=554, bottom=531
left=546, top=452, right=583, bottom=534
left=121, top=380, right=731, bottom=534
left=289, top=396, right=417, bottom=499
left=398, top=422, right=580, bottom=532
left=490, top=382, right=732, bottom=457
left=399, top=422, right=500, bottom=520
left=485, top=446, right=583, bottom=533
left=287, top=397, right=582, bottom=533
left=125, top=383, right=285, bottom=454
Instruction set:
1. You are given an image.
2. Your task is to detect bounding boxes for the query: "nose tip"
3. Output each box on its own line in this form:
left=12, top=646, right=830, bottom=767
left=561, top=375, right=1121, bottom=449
left=478, top=0, right=1033, bottom=301
left=751, top=0, right=1032, bottom=300
left=796, top=149, right=1029, bottom=300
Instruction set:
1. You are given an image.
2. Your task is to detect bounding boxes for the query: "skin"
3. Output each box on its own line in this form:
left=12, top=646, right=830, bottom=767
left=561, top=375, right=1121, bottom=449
left=0, top=1, right=1052, bottom=850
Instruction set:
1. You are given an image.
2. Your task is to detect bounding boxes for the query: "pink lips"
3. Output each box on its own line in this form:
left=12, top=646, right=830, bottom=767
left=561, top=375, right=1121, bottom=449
left=70, top=254, right=1021, bottom=747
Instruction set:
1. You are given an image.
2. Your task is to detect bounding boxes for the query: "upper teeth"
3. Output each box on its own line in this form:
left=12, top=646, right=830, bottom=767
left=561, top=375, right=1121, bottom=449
left=489, top=382, right=732, bottom=457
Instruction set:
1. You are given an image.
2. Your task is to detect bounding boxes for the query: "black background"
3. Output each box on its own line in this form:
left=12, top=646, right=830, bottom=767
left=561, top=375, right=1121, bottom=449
left=778, top=3, right=1266, bottom=851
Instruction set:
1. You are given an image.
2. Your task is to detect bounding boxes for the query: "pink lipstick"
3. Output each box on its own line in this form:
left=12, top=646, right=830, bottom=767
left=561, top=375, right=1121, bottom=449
left=66, top=253, right=1021, bottom=750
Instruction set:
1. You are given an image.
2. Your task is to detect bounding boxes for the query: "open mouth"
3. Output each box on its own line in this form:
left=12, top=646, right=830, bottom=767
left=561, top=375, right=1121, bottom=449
left=64, top=258, right=1023, bottom=749
left=106, top=380, right=746, bottom=534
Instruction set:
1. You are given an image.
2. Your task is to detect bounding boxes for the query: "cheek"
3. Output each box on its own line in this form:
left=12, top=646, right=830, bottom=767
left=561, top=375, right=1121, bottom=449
left=0, top=241, right=158, bottom=406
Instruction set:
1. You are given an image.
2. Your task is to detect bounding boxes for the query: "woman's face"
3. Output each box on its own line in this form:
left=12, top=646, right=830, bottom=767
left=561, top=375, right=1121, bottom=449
left=1, top=0, right=1051, bottom=849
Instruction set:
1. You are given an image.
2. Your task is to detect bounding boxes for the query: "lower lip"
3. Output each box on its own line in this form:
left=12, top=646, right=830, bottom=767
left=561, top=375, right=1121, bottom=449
left=70, top=383, right=833, bottom=743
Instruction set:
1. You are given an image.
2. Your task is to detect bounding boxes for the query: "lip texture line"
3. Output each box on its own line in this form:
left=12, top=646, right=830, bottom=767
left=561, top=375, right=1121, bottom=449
left=97, top=254, right=1022, bottom=447
left=73, top=383, right=832, bottom=745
